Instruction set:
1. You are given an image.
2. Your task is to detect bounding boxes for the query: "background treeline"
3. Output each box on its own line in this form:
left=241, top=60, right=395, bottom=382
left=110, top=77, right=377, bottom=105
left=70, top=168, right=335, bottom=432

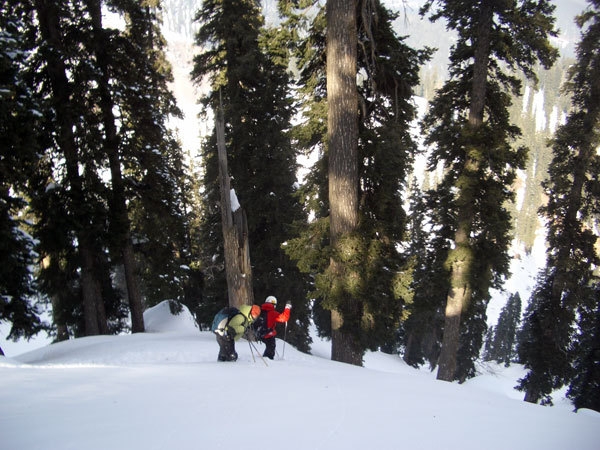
left=1, top=0, right=598, bottom=412
left=1, top=0, right=198, bottom=341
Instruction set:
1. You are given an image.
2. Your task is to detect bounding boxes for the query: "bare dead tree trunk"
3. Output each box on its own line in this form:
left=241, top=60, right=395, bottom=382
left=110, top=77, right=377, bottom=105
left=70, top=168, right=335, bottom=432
left=215, top=102, right=254, bottom=308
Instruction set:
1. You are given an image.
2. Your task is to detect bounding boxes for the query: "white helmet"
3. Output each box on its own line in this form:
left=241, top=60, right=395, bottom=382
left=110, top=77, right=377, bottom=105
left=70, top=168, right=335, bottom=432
left=265, top=295, right=277, bottom=305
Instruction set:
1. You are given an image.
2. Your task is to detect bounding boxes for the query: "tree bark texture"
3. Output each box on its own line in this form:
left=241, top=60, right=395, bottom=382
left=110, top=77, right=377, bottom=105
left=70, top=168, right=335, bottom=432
left=216, top=106, right=254, bottom=309
left=437, top=1, right=493, bottom=382
left=86, top=0, right=145, bottom=332
left=327, top=0, right=362, bottom=366
left=35, top=0, right=107, bottom=336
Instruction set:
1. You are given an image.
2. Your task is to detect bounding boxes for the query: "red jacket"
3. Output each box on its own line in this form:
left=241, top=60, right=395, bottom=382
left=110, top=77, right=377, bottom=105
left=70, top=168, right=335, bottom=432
left=261, top=303, right=290, bottom=338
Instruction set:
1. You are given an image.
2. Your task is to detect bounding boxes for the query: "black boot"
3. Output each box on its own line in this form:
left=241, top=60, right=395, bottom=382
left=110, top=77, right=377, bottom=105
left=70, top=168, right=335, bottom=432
left=217, top=333, right=235, bottom=361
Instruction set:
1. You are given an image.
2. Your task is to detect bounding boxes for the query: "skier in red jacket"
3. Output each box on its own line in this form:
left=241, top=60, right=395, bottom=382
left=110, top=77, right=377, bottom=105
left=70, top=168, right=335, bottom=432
left=259, top=296, right=291, bottom=360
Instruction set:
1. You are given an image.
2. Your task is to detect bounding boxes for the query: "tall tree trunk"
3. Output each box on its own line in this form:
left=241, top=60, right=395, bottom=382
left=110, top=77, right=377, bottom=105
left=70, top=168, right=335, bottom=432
left=52, top=299, right=70, bottom=343
left=215, top=104, right=254, bottom=308
left=327, top=0, right=362, bottom=365
left=35, top=0, right=106, bottom=336
left=85, top=0, right=145, bottom=332
left=437, top=1, right=493, bottom=381
left=40, top=255, right=71, bottom=341
left=81, top=246, right=108, bottom=334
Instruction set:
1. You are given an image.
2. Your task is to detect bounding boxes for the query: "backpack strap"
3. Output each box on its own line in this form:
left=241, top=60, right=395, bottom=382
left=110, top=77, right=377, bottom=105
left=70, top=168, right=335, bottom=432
left=252, top=309, right=271, bottom=339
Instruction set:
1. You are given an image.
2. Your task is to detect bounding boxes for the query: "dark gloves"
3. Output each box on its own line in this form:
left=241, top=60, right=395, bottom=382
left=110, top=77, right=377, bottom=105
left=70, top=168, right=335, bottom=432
left=243, top=327, right=256, bottom=342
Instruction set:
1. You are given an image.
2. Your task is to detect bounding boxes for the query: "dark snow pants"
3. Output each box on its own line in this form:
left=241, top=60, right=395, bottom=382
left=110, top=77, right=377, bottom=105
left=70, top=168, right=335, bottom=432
left=216, top=333, right=238, bottom=361
left=262, top=336, right=276, bottom=360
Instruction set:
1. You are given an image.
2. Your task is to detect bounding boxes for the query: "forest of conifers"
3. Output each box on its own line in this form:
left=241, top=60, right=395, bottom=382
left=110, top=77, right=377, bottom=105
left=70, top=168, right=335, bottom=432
left=1, top=0, right=598, bottom=411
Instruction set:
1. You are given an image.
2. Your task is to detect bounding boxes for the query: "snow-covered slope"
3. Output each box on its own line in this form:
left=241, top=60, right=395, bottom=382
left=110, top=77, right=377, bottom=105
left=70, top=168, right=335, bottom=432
left=1, top=301, right=597, bottom=450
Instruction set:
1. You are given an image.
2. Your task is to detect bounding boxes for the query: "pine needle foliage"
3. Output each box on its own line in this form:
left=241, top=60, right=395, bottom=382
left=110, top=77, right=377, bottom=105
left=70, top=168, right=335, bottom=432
left=483, top=292, right=521, bottom=366
left=192, top=0, right=311, bottom=350
left=0, top=2, right=45, bottom=341
left=518, top=0, right=600, bottom=409
left=283, top=0, right=431, bottom=354
left=9, top=0, right=187, bottom=338
left=419, top=0, right=558, bottom=382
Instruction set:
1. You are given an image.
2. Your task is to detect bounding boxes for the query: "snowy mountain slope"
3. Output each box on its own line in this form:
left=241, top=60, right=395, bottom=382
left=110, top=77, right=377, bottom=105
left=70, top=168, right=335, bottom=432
left=1, top=302, right=597, bottom=450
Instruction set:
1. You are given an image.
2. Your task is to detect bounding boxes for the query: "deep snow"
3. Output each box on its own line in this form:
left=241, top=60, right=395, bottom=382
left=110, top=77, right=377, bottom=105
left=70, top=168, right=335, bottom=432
left=1, top=301, right=598, bottom=450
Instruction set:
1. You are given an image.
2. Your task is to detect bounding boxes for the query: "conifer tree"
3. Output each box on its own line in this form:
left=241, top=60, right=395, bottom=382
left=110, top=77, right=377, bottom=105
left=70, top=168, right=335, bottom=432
left=180, top=152, right=205, bottom=323
left=518, top=0, right=600, bottom=407
left=112, top=0, right=190, bottom=312
left=324, top=0, right=361, bottom=365
left=24, top=0, right=133, bottom=338
left=0, top=1, right=44, bottom=342
left=192, top=0, right=265, bottom=317
left=283, top=1, right=430, bottom=362
left=32, top=0, right=111, bottom=336
left=192, top=0, right=311, bottom=350
left=84, top=0, right=145, bottom=332
left=567, top=287, right=600, bottom=412
left=419, top=0, right=558, bottom=382
left=18, top=0, right=187, bottom=338
left=401, top=185, right=447, bottom=368
left=484, top=292, right=521, bottom=366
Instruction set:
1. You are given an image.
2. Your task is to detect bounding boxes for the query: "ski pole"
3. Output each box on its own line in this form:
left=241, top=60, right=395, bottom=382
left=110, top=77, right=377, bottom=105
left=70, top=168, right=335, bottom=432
left=281, top=321, right=288, bottom=360
left=248, top=340, right=256, bottom=363
left=249, top=340, right=268, bottom=367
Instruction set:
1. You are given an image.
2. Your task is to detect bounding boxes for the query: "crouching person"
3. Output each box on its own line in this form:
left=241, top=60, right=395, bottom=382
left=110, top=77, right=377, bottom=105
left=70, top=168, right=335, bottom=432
left=211, top=304, right=260, bottom=362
